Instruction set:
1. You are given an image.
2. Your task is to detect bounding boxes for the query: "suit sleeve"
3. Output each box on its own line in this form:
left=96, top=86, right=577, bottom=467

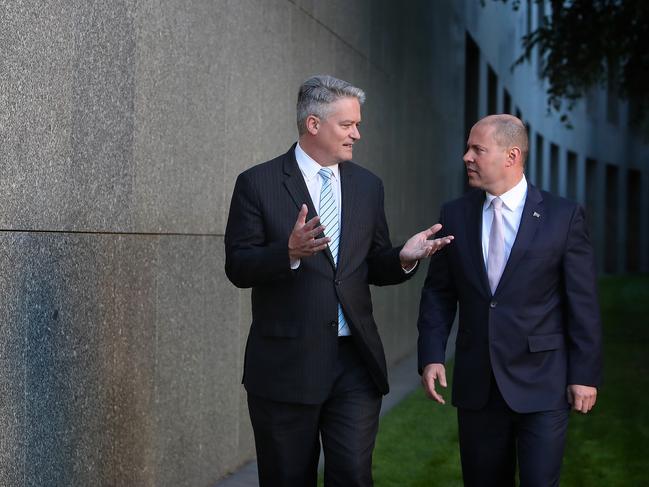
left=562, top=205, right=603, bottom=386
left=224, top=172, right=296, bottom=288
left=366, top=181, right=416, bottom=286
left=416, top=207, right=457, bottom=372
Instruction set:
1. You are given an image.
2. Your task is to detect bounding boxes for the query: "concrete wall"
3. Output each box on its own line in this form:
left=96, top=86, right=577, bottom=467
left=0, top=1, right=465, bottom=484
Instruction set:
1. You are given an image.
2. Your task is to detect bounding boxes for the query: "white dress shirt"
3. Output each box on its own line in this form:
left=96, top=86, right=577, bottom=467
left=481, top=175, right=528, bottom=266
left=290, top=143, right=342, bottom=270
left=295, top=142, right=342, bottom=222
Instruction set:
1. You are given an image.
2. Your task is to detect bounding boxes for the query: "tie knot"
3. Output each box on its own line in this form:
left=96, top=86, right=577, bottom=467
left=319, top=167, right=334, bottom=182
left=491, top=197, right=503, bottom=210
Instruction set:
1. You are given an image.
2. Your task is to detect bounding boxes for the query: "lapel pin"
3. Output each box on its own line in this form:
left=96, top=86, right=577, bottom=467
left=533, top=211, right=541, bottom=218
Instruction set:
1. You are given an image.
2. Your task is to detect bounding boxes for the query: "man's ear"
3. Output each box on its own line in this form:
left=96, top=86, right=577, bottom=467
left=306, top=115, right=320, bottom=135
left=506, top=146, right=522, bottom=167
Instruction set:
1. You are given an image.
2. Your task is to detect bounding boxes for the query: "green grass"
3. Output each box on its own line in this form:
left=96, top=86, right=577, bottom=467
left=371, top=386, right=462, bottom=486
left=358, top=275, right=649, bottom=486
left=560, top=275, right=649, bottom=486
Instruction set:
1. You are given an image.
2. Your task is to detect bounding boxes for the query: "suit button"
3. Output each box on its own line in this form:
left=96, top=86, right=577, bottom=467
left=335, top=280, right=341, bottom=286
left=329, top=321, right=337, bottom=327
left=490, top=301, right=497, bottom=308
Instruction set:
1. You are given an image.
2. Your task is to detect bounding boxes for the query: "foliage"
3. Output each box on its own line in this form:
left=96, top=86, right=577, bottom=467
left=492, top=0, right=649, bottom=130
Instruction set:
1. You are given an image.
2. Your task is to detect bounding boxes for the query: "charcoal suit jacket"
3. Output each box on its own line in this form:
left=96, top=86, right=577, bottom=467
left=417, top=184, right=602, bottom=412
left=225, top=145, right=415, bottom=404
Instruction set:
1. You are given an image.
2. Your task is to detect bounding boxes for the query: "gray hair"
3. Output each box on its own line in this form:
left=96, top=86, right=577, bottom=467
left=481, top=114, right=529, bottom=165
left=296, top=75, right=366, bottom=135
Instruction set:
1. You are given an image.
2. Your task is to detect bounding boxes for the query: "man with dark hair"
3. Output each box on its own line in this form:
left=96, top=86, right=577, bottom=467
left=225, top=75, right=453, bottom=487
left=417, top=114, right=602, bottom=487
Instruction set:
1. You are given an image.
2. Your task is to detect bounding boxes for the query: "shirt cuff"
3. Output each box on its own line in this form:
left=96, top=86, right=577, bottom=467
left=290, top=258, right=301, bottom=270
left=401, top=260, right=418, bottom=274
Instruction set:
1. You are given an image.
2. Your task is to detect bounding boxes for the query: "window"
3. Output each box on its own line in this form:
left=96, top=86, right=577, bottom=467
left=550, top=143, right=559, bottom=194
left=487, top=65, right=498, bottom=115
left=626, top=169, right=641, bottom=271
left=585, top=158, right=598, bottom=236
left=605, top=164, right=619, bottom=272
left=503, top=88, right=512, bottom=114
left=566, top=151, right=577, bottom=201
left=464, top=33, right=481, bottom=192
left=534, top=134, right=544, bottom=188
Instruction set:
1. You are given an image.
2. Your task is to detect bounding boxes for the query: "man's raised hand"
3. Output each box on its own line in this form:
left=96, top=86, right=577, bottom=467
left=400, top=223, right=454, bottom=268
left=288, top=204, right=330, bottom=260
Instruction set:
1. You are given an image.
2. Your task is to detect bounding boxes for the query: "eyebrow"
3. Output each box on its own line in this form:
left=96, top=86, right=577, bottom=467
left=467, top=142, right=485, bottom=150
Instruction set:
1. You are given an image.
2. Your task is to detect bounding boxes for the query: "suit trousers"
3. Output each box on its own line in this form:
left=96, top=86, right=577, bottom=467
left=457, top=378, right=570, bottom=487
left=247, top=337, right=382, bottom=487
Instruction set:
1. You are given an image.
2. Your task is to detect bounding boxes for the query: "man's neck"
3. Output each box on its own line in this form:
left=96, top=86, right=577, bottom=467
left=487, top=174, right=525, bottom=197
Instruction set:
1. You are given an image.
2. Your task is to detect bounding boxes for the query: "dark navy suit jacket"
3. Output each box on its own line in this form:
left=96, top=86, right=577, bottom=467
left=225, top=145, right=414, bottom=404
left=417, top=184, right=602, bottom=413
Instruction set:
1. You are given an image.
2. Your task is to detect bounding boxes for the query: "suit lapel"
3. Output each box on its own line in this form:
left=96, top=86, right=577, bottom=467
left=494, top=184, right=543, bottom=295
left=282, top=147, right=316, bottom=216
left=282, top=146, right=335, bottom=269
left=465, top=191, right=491, bottom=295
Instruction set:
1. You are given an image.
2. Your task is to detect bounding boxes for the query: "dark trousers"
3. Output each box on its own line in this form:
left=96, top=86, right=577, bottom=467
left=457, top=381, right=570, bottom=487
left=247, top=338, right=382, bottom=487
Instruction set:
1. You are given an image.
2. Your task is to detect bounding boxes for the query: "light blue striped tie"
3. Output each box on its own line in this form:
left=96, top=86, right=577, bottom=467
left=319, top=168, right=350, bottom=336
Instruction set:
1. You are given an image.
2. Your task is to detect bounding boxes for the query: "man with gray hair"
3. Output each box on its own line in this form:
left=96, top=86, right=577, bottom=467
left=417, top=114, right=601, bottom=486
left=225, top=75, right=453, bottom=486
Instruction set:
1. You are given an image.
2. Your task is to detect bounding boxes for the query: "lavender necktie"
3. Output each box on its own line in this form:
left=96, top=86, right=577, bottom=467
left=487, top=197, right=506, bottom=294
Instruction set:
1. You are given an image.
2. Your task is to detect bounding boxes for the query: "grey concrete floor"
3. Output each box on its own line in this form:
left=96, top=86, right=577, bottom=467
left=214, top=352, right=421, bottom=487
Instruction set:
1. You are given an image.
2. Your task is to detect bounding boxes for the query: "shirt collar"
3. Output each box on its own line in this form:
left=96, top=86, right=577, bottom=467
left=295, top=142, right=340, bottom=182
left=484, top=175, right=528, bottom=211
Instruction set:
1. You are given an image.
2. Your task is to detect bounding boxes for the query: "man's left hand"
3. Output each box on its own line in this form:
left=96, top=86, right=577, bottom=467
left=399, top=223, right=454, bottom=269
left=567, top=384, right=598, bottom=414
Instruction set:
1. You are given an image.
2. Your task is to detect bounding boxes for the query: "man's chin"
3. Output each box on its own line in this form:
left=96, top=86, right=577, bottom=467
left=466, top=176, right=482, bottom=188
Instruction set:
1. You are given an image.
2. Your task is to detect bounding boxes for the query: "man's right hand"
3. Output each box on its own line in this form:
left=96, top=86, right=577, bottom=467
left=422, top=363, right=447, bottom=404
left=288, top=204, right=330, bottom=260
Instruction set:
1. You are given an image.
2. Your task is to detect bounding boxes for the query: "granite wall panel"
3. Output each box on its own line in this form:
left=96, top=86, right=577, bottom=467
left=132, top=0, right=228, bottom=234
left=1, top=0, right=465, bottom=484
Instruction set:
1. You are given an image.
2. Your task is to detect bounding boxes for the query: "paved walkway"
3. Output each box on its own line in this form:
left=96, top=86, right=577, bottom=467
left=214, top=352, right=421, bottom=487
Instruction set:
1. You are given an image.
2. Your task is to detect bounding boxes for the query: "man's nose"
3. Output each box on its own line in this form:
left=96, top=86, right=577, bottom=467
left=351, top=125, right=360, bottom=140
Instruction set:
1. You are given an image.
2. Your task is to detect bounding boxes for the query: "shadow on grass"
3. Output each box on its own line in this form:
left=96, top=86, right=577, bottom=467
left=366, top=275, right=649, bottom=487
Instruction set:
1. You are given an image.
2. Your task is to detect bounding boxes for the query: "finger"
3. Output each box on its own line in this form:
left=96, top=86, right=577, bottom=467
left=424, top=376, right=445, bottom=404
left=438, top=369, right=447, bottom=388
left=586, top=394, right=596, bottom=412
left=302, top=215, right=321, bottom=231
left=433, top=236, right=454, bottom=249
left=429, top=386, right=445, bottom=404
left=294, top=204, right=308, bottom=229
left=312, top=243, right=330, bottom=253
left=422, top=223, right=443, bottom=239
left=312, top=236, right=330, bottom=247
left=572, top=396, right=583, bottom=412
left=308, top=225, right=326, bottom=238
left=422, top=377, right=436, bottom=400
